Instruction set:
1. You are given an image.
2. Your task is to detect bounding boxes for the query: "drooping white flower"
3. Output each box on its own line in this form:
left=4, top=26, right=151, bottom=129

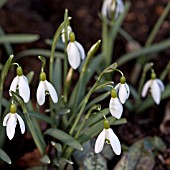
left=61, top=25, right=72, bottom=43
left=115, top=76, right=130, bottom=104
left=3, top=103, right=25, bottom=140
left=37, top=72, right=58, bottom=106
left=102, top=0, right=124, bottom=19
left=141, top=72, right=164, bottom=105
left=109, top=89, right=123, bottom=119
left=95, top=119, right=121, bottom=155
left=9, top=66, right=30, bottom=103
left=67, top=32, right=85, bottom=69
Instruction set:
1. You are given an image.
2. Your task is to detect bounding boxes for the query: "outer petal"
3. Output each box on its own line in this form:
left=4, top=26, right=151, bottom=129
left=141, top=80, right=152, bottom=98
left=45, top=80, right=58, bottom=103
left=95, top=129, right=106, bottom=153
left=101, top=0, right=110, bottom=17
left=75, top=41, right=85, bottom=60
left=16, top=113, right=25, bottom=134
left=61, top=26, right=72, bottom=43
left=115, top=0, right=124, bottom=18
left=36, top=81, right=46, bottom=106
left=9, top=76, right=19, bottom=96
left=108, top=128, right=121, bottom=155
left=109, top=97, right=123, bottom=119
left=6, top=114, right=17, bottom=140
left=18, top=75, right=30, bottom=103
left=156, top=79, right=165, bottom=92
left=151, top=80, right=161, bottom=105
left=118, top=84, right=128, bottom=104
left=67, top=42, right=81, bottom=69
left=125, top=83, right=130, bottom=98
left=3, top=113, right=10, bottom=126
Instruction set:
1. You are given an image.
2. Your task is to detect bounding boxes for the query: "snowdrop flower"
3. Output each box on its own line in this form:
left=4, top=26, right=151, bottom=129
left=102, top=0, right=124, bottom=19
left=67, top=32, right=85, bottom=69
left=3, top=103, right=25, bottom=140
left=95, top=119, right=121, bottom=155
left=141, top=72, right=164, bottom=105
left=37, top=72, right=58, bottom=106
left=109, top=89, right=123, bottom=119
left=9, top=66, right=30, bottom=103
left=115, top=76, right=130, bottom=104
left=61, top=25, right=72, bottom=43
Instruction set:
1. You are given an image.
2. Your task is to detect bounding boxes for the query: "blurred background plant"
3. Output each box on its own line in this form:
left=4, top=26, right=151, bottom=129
left=0, top=0, right=170, bottom=169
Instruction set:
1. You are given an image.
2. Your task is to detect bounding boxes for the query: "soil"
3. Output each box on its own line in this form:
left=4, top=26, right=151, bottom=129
left=0, top=0, right=170, bottom=169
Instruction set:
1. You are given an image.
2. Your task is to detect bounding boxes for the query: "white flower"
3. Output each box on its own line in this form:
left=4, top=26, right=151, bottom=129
left=3, top=104, right=25, bottom=140
left=115, top=82, right=130, bottom=104
left=37, top=72, right=58, bottom=106
left=67, top=32, right=85, bottom=69
left=142, top=78, right=164, bottom=105
left=95, top=127, right=121, bottom=155
left=102, top=0, right=124, bottom=19
left=109, top=97, right=123, bottom=119
left=9, top=66, right=30, bottom=103
left=61, top=26, right=72, bottom=43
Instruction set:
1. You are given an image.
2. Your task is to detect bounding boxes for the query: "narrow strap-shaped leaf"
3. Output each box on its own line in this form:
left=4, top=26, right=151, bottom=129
left=0, top=148, right=11, bottom=164
left=0, top=34, right=39, bottom=43
left=0, top=54, right=13, bottom=116
left=44, top=128, right=83, bottom=151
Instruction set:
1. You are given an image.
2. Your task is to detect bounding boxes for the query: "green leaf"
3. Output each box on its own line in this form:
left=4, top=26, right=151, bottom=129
left=29, top=111, right=54, bottom=124
left=0, top=54, right=13, bottom=116
left=117, top=38, right=170, bottom=66
left=15, top=49, right=64, bottom=61
left=44, top=128, right=83, bottom=151
left=0, top=0, right=7, bottom=8
left=40, top=155, right=50, bottom=164
left=26, top=71, right=34, bottom=84
left=0, top=34, right=39, bottom=43
left=0, top=148, right=11, bottom=164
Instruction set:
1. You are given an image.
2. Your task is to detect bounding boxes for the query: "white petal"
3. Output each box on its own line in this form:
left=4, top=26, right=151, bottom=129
left=141, top=80, right=152, bottom=97
left=108, top=128, right=121, bottom=155
left=45, top=80, right=58, bottom=103
left=118, top=84, right=128, bottom=104
left=109, top=97, right=123, bottom=119
left=9, top=76, right=19, bottom=96
left=151, top=80, right=161, bottom=105
left=67, top=42, right=81, bottom=69
left=102, top=0, right=112, bottom=17
left=3, top=113, right=10, bottom=126
left=61, top=26, right=72, bottom=43
left=18, top=75, right=30, bottom=103
left=16, top=114, right=25, bottom=134
left=36, top=81, right=46, bottom=106
left=125, top=83, right=130, bottom=98
left=156, top=79, right=165, bottom=92
left=6, top=114, right=17, bottom=140
left=75, top=41, right=85, bottom=60
left=95, top=129, right=106, bottom=153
